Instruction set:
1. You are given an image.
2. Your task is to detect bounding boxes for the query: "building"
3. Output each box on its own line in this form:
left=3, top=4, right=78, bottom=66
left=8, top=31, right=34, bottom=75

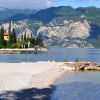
left=3, top=21, right=13, bottom=42
left=4, top=32, right=9, bottom=41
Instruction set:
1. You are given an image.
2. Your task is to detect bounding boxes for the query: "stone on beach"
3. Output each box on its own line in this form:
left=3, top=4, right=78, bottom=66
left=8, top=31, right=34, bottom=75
left=73, top=62, right=100, bottom=71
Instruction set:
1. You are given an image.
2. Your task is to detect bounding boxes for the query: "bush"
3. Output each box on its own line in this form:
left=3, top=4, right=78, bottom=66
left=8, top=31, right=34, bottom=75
left=0, top=44, right=4, bottom=48
left=64, top=59, right=68, bottom=62
left=75, top=58, right=80, bottom=62
left=11, top=43, right=17, bottom=48
left=16, top=40, right=28, bottom=48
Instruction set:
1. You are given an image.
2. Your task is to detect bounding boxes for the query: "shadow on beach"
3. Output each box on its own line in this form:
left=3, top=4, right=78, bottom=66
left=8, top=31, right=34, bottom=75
left=0, top=87, right=53, bottom=100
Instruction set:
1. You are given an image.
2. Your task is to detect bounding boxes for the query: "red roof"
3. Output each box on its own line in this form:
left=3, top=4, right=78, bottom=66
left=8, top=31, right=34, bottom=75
left=4, top=33, right=9, bottom=36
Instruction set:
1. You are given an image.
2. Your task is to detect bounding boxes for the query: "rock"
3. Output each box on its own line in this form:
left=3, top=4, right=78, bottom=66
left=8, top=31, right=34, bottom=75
left=37, top=19, right=93, bottom=48
left=0, top=18, right=94, bottom=48
left=84, top=63, right=96, bottom=70
left=74, top=62, right=100, bottom=71
left=38, top=20, right=90, bottom=39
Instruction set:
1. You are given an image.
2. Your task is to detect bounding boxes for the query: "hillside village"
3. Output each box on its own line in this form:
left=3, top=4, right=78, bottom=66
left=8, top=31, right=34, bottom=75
left=0, top=22, right=44, bottom=49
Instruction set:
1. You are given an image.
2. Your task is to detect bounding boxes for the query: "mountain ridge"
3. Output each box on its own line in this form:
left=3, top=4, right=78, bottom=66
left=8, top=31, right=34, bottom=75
left=1, top=6, right=100, bottom=48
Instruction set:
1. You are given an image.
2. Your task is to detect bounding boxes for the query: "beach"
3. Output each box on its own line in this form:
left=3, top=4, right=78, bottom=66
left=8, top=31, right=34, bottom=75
left=0, top=62, right=73, bottom=100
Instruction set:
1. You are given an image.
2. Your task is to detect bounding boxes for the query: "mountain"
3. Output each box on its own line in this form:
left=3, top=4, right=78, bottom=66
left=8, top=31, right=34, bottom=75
left=5, top=6, right=100, bottom=24
left=4, top=6, right=82, bottom=23
left=1, top=6, right=100, bottom=48
left=0, top=8, right=37, bottom=23
left=37, top=18, right=93, bottom=48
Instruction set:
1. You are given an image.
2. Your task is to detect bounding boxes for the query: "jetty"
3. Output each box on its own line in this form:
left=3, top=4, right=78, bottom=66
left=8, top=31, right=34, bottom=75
left=0, top=48, right=47, bottom=54
left=64, top=62, right=100, bottom=71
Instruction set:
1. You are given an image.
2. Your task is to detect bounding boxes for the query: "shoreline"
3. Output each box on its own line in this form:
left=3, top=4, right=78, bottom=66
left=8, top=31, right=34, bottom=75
left=0, top=62, right=73, bottom=100
left=0, top=48, right=48, bottom=54
left=0, top=62, right=99, bottom=99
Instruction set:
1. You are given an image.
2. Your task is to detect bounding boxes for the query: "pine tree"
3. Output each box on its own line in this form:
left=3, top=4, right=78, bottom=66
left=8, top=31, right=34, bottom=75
left=0, top=26, right=4, bottom=46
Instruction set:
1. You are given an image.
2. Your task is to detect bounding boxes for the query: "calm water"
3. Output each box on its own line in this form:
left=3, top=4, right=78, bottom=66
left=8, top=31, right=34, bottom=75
left=0, top=47, right=100, bottom=63
left=51, top=71, right=100, bottom=100
left=48, top=48, right=100, bottom=100
left=0, top=47, right=100, bottom=100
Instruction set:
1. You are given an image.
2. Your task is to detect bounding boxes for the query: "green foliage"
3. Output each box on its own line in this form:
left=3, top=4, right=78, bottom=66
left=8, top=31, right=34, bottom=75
left=0, top=26, right=4, bottom=46
left=16, top=40, right=27, bottom=48
left=8, top=31, right=13, bottom=45
left=8, top=22, right=17, bottom=46
left=8, top=22, right=13, bottom=45
left=0, top=22, right=17, bottom=48
left=75, top=58, right=80, bottom=62
left=10, top=43, right=17, bottom=48
left=35, top=36, right=44, bottom=46
left=0, top=21, right=44, bottom=48
left=0, top=44, right=5, bottom=48
left=64, top=59, right=68, bottom=62
left=12, top=28, right=16, bottom=44
left=23, top=31, right=27, bottom=40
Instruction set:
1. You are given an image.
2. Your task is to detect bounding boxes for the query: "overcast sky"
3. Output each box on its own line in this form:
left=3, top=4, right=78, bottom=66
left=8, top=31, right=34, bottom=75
left=0, top=0, right=52, bottom=9
left=0, top=0, right=100, bottom=9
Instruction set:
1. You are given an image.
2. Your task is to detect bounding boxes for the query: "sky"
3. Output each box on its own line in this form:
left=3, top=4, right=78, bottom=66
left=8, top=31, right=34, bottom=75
left=0, top=0, right=100, bottom=9
left=53, top=0, right=100, bottom=8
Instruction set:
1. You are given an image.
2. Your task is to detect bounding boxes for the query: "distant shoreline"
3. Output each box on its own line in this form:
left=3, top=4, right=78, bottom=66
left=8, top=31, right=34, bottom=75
left=0, top=48, right=48, bottom=54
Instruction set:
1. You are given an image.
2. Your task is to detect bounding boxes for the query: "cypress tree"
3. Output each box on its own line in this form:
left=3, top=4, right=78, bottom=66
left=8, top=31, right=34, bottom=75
left=36, top=35, right=43, bottom=46
left=23, top=31, right=26, bottom=40
left=0, top=26, right=4, bottom=46
left=8, top=22, right=13, bottom=45
left=9, top=30, right=12, bottom=45
left=12, top=28, right=16, bottom=43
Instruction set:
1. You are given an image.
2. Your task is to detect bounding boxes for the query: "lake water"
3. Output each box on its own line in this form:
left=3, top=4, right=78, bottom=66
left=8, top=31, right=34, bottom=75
left=0, top=47, right=100, bottom=100
left=0, top=47, right=100, bottom=63
left=48, top=47, right=100, bottom=100
left=51, top=71, right=100, bottom=100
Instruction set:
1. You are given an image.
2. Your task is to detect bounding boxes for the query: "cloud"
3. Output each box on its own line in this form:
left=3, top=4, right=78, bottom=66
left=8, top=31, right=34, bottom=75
left=0, top=0, right=100, bottom=9
left=0, top=0, right=52, bottom=9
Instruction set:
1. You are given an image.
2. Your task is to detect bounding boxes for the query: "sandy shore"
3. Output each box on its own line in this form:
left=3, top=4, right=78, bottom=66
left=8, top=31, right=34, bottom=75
left=0, top=62, right=73, bottom=100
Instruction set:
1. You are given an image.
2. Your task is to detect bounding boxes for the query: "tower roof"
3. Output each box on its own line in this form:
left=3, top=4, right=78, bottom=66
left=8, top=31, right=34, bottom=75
left=4, top=33, right=9, bottom=36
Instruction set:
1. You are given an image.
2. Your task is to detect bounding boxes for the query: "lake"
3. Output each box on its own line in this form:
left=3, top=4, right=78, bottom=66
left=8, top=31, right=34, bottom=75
left=0, top=47, right=100, bottom=63
left=48, top=48, right=100, bottom=100
left=0, top=47, right=100, bottom=100
left=51, top=71, right=100, bottom=100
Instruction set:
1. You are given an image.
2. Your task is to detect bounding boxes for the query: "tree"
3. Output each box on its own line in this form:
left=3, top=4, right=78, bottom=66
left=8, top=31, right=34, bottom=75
left=0, top=26, right=4, bottom=46
left=75, top=58, right=80, bottom=62
left=23, top=31, right=26, bottom=41
left=8, top=22, right=13, bottom=45
left=27, top=37, right=35, bottom=45
left=36, top=35, right=43, bottom=46
left=12, top=28, right=16, bottom=43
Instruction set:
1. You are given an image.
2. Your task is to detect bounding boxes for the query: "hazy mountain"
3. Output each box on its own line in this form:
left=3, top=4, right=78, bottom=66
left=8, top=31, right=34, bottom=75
left=0, top=8, right=37, bottom=23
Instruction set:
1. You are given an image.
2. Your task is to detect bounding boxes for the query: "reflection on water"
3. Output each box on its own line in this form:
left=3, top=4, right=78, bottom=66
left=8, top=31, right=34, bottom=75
left=0, top=47, right=100, bottom=62
left=51, top=72, right=100, bottom=100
